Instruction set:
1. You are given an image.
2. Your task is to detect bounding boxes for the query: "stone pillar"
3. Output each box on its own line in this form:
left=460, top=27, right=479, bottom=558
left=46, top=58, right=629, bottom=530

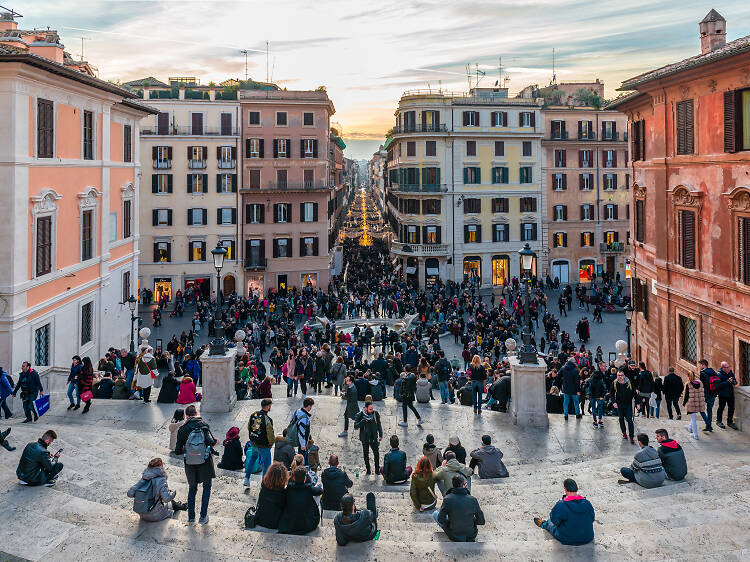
left=508, top=355, right=549, bottom=427
left=735, top=386, right=750, bottom=432
left=199, top=347, right=237, bottom=413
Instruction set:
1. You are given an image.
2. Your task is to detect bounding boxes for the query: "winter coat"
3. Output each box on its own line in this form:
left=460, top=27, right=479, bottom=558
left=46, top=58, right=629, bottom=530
left=277, top=481, right=322, bottom=535
left=663, top=373, right=684, bottom=400
left=368, top=378, right=385, bottom=401
left=217, top=437, right=244, bottom=470
left=415, top=377, right=432, bottom=403
left=469, top=445, right=509, bottom=479
left=588, top=374, right=606, bottom=399
left=658, top=440, right=688, bottom=481
left=467, top=364, right=487, bottom=383
left=334, top=507, right=378, bottom=545
left=559, top=362, right=580, bottom=395
left=258, top=378, right=272, bottom=398
left=436, top=487, right=485, bottom=542
left=16, top=439, right=56, bottom=483
left=382, top=447, right=409, bottom=484
left=112, top=380, right=130, bottom=400
left=13, top=369, right=43, bottom=399
left=716, top=370, right=737, bottom=398
left=168, top=420, right=185, bottom=451
left=445, top=444, right=467, bottom=465
left=354, top=409, right=382, bottom=443
left=434, top=358, right=452, bottom=382
left=400, top=373, right=417, bottom=403
left=176, top=380, right=197, bottom=404
left=546, top=495, right=595, bottom=545
left=630, top=445, right=665, bottom=488
left=135, top=354, right=157, bottom=389
left=174, top=417, right=217, bottom=485
left=410, top=472, right=437, bottom=509
left=0, top=369, right=13, bottom=401
left=67, top=363, right=82, bottom=385
left=253, top=483, right=287, bottom=529
left=332, top=362, right=347, bottom=387
left=343, top=383, right=359, bottom=420
left=127, top=466, right=175, bottom=522
left=614, top=379, right=635, bottom=408
left=682, top=380, right=706, bottom=414
left=321, top=466, right=353, bottom=511
left=422, top=443, right=443, bottom=470
left=488, top=376, right=511, bottom=405
left=354, top=378, right=370, bottom=401
left=273, top=437, right=295, bottom=469
left=433, top=459, right=473, bottom=496
left=637, top=371, right=654, bottom=395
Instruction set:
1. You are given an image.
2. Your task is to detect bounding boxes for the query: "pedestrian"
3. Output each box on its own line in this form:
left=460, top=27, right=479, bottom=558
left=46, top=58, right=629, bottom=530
left=12, top=361, right=43, bottom=423
left=559, top=357, right=581, bottom=420
left=290, top=397, right=314, bottom=465
left=613, top=369, right=635, bottom=443
left=0, top=366, right=14, bottom=419
left=135, top=344, right=157, bottom=403
left=354, top=401, right=383, bottom=475
left=78, top=357, right=95, bottom=414
left=0, top=427, right=14, bottom=451
left=682, top=371, right=707, bottom=440
left=168, top=408, right=185, bottom=453
left=338, top=376, right=359, bottom=438
left=698, top=359, right=717, bottom=431
left=618, top=433, right=665, bottom=488
left=245, top=398, right=275, bottom=484
left=434, top=350, right=452, bottom=404
left=433, top=475, right=485, bottom=542
left=636, top=362, right=654, bottom=419
left=127, top=457, right=187, bottom=520
left=532, top=479, right=594, bottom=545
left=174, top=404, right=217, bottom=524
left=715, top=361, right=738, bottom=430
left=331, top=355, right=347, bottom=396
left=66, top=356, right=82, bottom=410
left=588, top=369, right=606, bottom=428
left=663, top=367, right=683, bottom=420
left=398, top=369, right=422, bottom=427
left=16, top=429, right=63, bottom=486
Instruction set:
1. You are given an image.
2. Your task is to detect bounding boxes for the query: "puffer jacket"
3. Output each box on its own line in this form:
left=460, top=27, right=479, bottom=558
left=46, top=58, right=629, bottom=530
left=127, top=466, right=175, bottom=522
left=433, top=459, right=473, bottom=496
left=682, top=380, right=706, bottom=414
left=630, top=445, right=665, bottom=488
left=415, top=377, right=432, bottom=403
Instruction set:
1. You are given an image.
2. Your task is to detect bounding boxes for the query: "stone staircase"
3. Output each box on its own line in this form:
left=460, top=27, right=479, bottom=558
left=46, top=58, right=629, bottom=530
left=1, top=387, right=749, bottom=561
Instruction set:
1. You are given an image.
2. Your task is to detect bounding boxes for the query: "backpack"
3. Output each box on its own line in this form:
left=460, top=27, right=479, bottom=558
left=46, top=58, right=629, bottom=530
left=184, top=426, right=209, bottom=465
left=285, top=411, right=300, bottom=447
left=132, top=478, right=158, bottom=514
left=708, top=375, right=721, bottom=396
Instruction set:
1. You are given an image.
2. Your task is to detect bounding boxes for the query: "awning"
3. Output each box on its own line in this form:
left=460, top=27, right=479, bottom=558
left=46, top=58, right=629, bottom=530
left=426, top=267, right=439, bottom=276
left=405, top=266, right=417, bottom=275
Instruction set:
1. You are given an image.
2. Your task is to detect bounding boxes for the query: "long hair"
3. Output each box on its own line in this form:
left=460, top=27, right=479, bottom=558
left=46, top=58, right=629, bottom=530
left=414, top=456, right=433, bottom=477
left=263, top=462, right=289, bottom=490
left=82, top=356, right=93, bottom=374
left=470, top=355, right=481, bottom=368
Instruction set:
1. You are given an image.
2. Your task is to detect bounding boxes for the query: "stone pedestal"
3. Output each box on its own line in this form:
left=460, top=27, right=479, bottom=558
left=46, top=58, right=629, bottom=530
left=735, top=386, right=750, bottom=432
left=199, top=347, right=237, bottom=413
left=508, top=355, right=549, bottom=428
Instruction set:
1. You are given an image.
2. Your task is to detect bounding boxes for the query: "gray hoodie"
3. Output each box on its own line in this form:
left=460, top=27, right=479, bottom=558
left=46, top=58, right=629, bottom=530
left=631, top=445, right=665, bottom=488
left=469, top=445, right=509, bottom=479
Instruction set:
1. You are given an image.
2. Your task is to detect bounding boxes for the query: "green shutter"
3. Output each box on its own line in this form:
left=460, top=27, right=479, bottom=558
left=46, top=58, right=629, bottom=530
left=463, top=167, right=468, bottom=184
left=502, top=167, right=509, bottom=183
left=475, top=167, right=481, bottom=184
left=415, top=168, right=420, bottom=186
left=436, top=167, right=441, bottom=185
left=492, top=167, right=497, bottom=184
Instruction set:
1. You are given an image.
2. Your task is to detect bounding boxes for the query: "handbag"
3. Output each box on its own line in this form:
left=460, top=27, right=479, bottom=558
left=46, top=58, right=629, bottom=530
left=80, top=390, right=93, bottom=403
left=34, top=394, right=51, bottom=417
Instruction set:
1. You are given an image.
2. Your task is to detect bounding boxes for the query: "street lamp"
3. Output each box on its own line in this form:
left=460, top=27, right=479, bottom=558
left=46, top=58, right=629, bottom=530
left=126, top=295, right=138, bottom=353
left=624, top=304, right=634, bottom=357
left=209, top=243, right=228, bottom=356
left=517, top=243, right=538, bottom=364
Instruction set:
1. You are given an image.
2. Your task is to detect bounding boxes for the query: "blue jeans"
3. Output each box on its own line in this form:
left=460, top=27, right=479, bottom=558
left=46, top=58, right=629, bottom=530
left=651, top=399, right=661, bottom=419
left=541, top=519, right=557, bottom=537
left=187, top=478, right=212, bottom=520
left=471, top=381, right=483, bottom=410
left=562, top=393, right=580, bottom=416
left=592, top=398, right=604, bottom=420
left=124, top=368, right=135, bottom=396
left=246, top=446, right=272, bottom=478
left=705, top=395, right=715, bottom=428
left=439, top=381, right=450, bottom=403
left=67, top=382, right=80, bottom=407
left=620, top=467, right=636, bottom=482
left=298, top=446, right=309, bottom=466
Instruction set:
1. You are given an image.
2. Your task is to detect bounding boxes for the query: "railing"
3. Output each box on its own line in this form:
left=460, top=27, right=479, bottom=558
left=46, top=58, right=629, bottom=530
left=188, top=159, right=207, bottom=169
left=600, top=242, right=626, bottom=253
left=153, top=160, right=171, bottom=169
left=141, top=127, right=240, bottom=136
left=392, top=124, right=448, bottom=134
left=550, top=131, right=569, bottom=140
left=218, top=159, right=236, bottom=169
left=244, top=258, right=268, bottom=270
left=391, top=183, right=447, bottom=193
left=578, top=132, right=597, bottom=140
left=259, top=181, right=329, bottom=191
left=393, top=243, right=449, bottom=255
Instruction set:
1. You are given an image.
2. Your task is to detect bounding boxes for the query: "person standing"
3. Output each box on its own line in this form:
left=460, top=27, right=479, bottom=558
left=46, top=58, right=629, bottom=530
left=662, top=367, right=683, bottom=420
left=613, top=370, right=635, bottom=443
left=636, top=362, right=654, bottom=419
left=698, top=359, right=717, bottom=432
left=467, top=355, right=487, bottom=415
left=12, top=362, right=43, bottom=423
left=715, top=361, right=738, bottom=430
left=354, top=401, right=383, bottom=475
left=291, top=397, right=314, bottom=465
left=135, top=345, right=157, bottom=403
left=245, top=398, right=275, bottom=485
left=120, top=348, right=136, bottom=399
left=0, top=366, right=14, bottom=419
left=398, top=369, right=422, bottom=427
left=338, top=376, right=359, bottom=438
left=66, top=356, right=82, bottom=410
left=559, top=357, right=581, bottom=420
left=682, top=372, right=707, bottom=440
left=16, top=429, right=63, bottom=486
left=174, top=404, right=217, bottom=524
left=434, top=351, right=452, bottom=405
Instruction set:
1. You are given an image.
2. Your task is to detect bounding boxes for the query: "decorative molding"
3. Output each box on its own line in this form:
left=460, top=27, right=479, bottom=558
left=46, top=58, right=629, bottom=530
left=725, top=186, right=750, bottom=211
left=30, top=188, right=62, bottom=216
left=670, top=185, right=703, bottom=209
left=633, top=182, right=647, bottom=199
left=121, top=182, right=135, bottom=197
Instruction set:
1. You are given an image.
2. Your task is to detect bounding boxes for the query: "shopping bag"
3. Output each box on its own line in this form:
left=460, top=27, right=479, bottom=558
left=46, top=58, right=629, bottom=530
left=34, top=394, right=51, bottom=417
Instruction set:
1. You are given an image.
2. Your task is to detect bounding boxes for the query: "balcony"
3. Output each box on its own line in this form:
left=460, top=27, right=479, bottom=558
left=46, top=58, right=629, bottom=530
left=392, top=243, right=449, bottom=256
left=390, top=183, right=447, bottom=193
left=141, top=126, right=239, bottom=136
left=392, top=124, right=448, bottom=134
left=244, top=258, right=268, bottom=270
left=550, top=131, right=569, bottom=140
left=244, top=181, right=329, bottom=192
left=600, top=132, right=628, bottom=142
left=578, top=132, right=597, bottom=141
left=600, top=242, right=626, bottom=254
left=153, top=160, right=171, bottom=169
left=188, top=159, right=207, bottom=169
left=218, top=159, right=236, bottom=169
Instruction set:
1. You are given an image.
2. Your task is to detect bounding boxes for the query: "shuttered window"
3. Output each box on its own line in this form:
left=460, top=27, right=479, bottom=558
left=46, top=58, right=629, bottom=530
left=37, top=99, right=54, bottom=158
left=632, top=120, right=646, bottom=161
left=725, top=89, right=750, bottom=152
left=83, top=111, right=94, bottom=160
left=676, top=99, right=694, bottom=155
left=36, top=216, right=52, bottom=276
left=738, top=216, right=750, bottom=285
left=679, top=209, right=696, bottom=269
left=635, top=199, right=645, bottom=243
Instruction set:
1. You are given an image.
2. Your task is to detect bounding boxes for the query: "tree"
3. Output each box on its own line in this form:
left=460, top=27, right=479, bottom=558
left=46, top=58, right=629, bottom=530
left=315, top=85, right=327, bottom=92
left=573, top=88, right=603, bottom=109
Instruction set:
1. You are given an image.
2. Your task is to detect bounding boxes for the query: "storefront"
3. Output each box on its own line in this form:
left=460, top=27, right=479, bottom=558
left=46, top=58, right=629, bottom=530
left=301, top=272, right=318, bottom=288
left=551, top=260, right=570, bottom=284
left=154, top=277, right=172, bottom=302
left=425, top=258, right=440, bottom=288
left=405, top=257, right=418, bottom=285
left=463, top=256, right=481, bottom=285
left=247, top=274, right=264, bottom=295
left=579, top=259, right=596, bottom=283
left=491, top=255, right=510, bottom=286
left=185, top=277, right=210, bottom=300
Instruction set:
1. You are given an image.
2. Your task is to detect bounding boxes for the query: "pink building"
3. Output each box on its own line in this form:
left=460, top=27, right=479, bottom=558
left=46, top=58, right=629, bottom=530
left=240, top=89, right=336, bottom=293
left=0, top=10, right=156, bottom=375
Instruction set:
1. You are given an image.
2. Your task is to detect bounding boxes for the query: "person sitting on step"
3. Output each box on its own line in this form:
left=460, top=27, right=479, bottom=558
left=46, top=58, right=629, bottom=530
left=16, top=429, right=63, bottom=486
left=127, top=457, right=187, bottom=521
left=381, top=435, right=412, bottom=484
left=655, top=429, right=687, bottom=481
left=334, top=492, right=379, bottom=546
left=433, top=475, right=484, bottom=542
left=618, top=433, right=665, bottom=488
left=469, top=435, right=509, bottom=479
left=533, top=478, right=595, bottom=545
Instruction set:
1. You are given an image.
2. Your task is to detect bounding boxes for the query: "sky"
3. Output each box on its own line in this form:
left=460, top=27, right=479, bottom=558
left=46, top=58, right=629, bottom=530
left=12, top=1, right=750, bottom=159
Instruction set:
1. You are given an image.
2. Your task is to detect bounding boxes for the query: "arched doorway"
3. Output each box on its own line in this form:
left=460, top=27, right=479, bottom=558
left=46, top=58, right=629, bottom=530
left=491, top=255, right=509, bottom=286
left=463, top=256, right=481, bottom=285
left=223, top=275, right=236, bottom=296
left=551, top=260, right=570, bottom=284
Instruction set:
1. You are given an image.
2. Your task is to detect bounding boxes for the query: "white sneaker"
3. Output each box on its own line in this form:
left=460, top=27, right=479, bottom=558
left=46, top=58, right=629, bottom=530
left=417, top=419, right=423, bottom=426
left=243, top=478, right=250, bottom=487
left=685, top=425, right=692, bottom=432
left=398, top=422, right=408, bottom=427
left=338, top=431, right=348, bottom=437
left=17, top=480, right=28, bottom=486
left=690, top=433, right=699, bottom=440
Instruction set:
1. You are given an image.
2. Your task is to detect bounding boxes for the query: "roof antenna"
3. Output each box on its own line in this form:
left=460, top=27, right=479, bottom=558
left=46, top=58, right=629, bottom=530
left=77, top=36, right=90, bottom=61
left=0, top=4, right=22, bottom=18
left=240, top=50, right=249, bottom=81
left=266, top=41, right=269, bottom=84
left=552, top=48, right=557, bottom=86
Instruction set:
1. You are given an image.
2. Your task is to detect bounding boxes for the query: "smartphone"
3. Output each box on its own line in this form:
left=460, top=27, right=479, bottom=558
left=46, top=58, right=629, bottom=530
left=56, top=448, right=63, bottom=455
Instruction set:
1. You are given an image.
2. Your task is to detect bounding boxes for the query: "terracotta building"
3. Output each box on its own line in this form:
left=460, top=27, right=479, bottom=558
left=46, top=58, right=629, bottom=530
left=0, top=10, right=156, bottom=374
left=610, top=9, right=750, bottom=386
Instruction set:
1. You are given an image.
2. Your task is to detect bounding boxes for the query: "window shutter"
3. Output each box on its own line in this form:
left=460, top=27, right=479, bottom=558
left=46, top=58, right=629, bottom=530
left=273, top=139, right=278, bottom=158
left=531, top=112, right=536, bottom=128
left=187, top=146, right=192, bottom=159
left=612, top=150, right=618, bottom=167
left=500, top=112, right=506, bottom=126
left=562, top=233, right=567, bottom=247
left=681, top=210, right=696, bottom=269
left=626, top=204, right=630, bottom=220
left=502, top=167, right=508, bottom=183
left=531, top=223, right=538, bottom=240
left=216, top=174, right=222, bottom=193
left=232, top=174, right=237, bottom=192
left=259, top=139, right=264, bottom=158
left=613, top=205, right=619, bottom=220
left=436, top=167, right=441, bottom=184
left=300, top=140, right=305, bottom=158
left=231, top=146, right=236, bottom=160
left=463, top=168, right=468, bottom=184
left=187, top=210, right=193, bottom=226
left=740, top=216, right=750, bottom=283
left=491, top=112, right=496, bottom=127
left=313, top=203, right=318, bottom=222
left=436, top=226, right=442, bottom=244
left=286, top=204, right=292, bottom=221
left=578, top=121, right=583, bottom=138
left=602, top=121, right=606, bottom=139
left=639, top=121, right=646, bottom=161
left=246, top=138, right=251, bottom=157
left=202, top=146, right=207, bottom=160
left=152, top=146, right=157, bottom=160
left=578, top=150, right=583, bottom=167
left=153, top=242, right=159, bottom=262
left=299, top=202, right=304, bottom=222
left=299, top=238, right=305, bottom=257
left=259, top=240, right=265, bottom=262
left=200, top=242, right=206, bottom=260
left=464, top=225, right=469, bottom=242
left=476, top=225, right=481, bottom=243
left=168, top=175, right=173, bottom=193
left=188, top=244, right=193, bottom=262
left=473, top=111, right=480, bottom=126
left=166, top=146, right=172, bottom=160
left=232, top=208, right=237, bottom=224
left=580, top=232, right=585, bottom=247
left=152, top=175, right=158, bottom=193
left=273, top=240, right=279, bottom=258
left=152, top=209, right=158, bottom=226
left=167, top=210, right=172, bottom=226
left=313, top=237, right=319, bottom=256
left=463, top=112, right=469, bottom=126
left=562, top=174, right=567, bottom=190
left=260, top=205, right=265, bottom=223
left=518, top=112, right=523, bottom=127
left=245, top=204, right=251, bottom=223
left=614, top=231, right=619, bottom=242
left=476, top=168, right=481, bottom=184
left=202, top=209, right=207, bottom=225
left=588, top=121, right=593, bottom=136
left=724, top=90, right=738, bottom=153
left=685, top=100, right=694, bottom=154
left=187, top=174, right=193, bottom=193
left=216, top=146, right=221, bottom=160
left=562, top=206, right=568, bottom=221
left=562, top=150, right=566, bottom=167
left=217, top=208, right=222, bottom=224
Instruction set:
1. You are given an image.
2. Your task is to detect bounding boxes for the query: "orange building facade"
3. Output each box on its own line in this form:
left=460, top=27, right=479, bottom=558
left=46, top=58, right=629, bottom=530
left=0, top=11, right=156, bottom=376
left=611, top=10, right=750, bottom=387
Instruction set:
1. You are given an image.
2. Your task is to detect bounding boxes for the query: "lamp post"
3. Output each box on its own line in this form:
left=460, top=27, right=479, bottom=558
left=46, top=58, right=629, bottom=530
left=517, top=243, right=538, bottom=364
left=126, top=295, right=138, bottom=353
left=209, top=243, right=228, bottom=355
left=624, top=304, right=634, bottom=357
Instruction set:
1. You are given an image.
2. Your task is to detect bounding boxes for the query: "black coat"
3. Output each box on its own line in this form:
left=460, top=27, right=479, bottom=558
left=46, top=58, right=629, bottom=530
left=157, top=375, right=180, bottom=403
left=254, top=483, right=287, bottom=529
left=174, top=417, right=217, bottom=485
left=277, top=481, right=322, bottom=535
left=13, top=369, right=43, bottom=399
left=16, top=439, right=55, bottom=483
left=400, top=373, right=417, bottom=402
left=663, top=373, right=684, bottom=399
left=354, top=409, right=382, bottom=443
left=321, top=466, right=353, bottom=511
left=437, top=487, right=485, bottom=542
left=382, top=447, right=409, bottom=483
left=559, top=362, right=580, bottom=395
left=445, top=444, right=466, bottom=465
left=217, top=438, right=244, bottom=470
left=273, top=438, right=295, bottom=469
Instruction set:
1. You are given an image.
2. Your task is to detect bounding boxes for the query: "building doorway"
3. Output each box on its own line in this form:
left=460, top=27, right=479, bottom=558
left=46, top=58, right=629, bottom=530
left=185, top=278, right=210, bottom=300
left=223, top=275, right=235, bottom=296
left=606, top=255, right=616, bottom=276
left=277, top=274, right=288, bottom=294
left=154, top=278, right=172, bottom=302
left=463, top=256, right=481, bottom=286
left=425, top=258, right=440, bottom=288
left=405, top=257, right=418, bottom=286
left=247, top=275, right=263, bottom=295
left=579, top=259, right=596, bottom=283
left=551, top=260, right=569, bottom=284
left=491, top=255, right=510, bottom=286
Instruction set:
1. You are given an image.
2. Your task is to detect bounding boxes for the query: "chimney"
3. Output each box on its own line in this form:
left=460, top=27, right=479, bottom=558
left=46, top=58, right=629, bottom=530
left=0, top=9, right=19, bottom=32
left=28, top=34, right=65, bottom=64
left=700, top=9, right=726, bottom=54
